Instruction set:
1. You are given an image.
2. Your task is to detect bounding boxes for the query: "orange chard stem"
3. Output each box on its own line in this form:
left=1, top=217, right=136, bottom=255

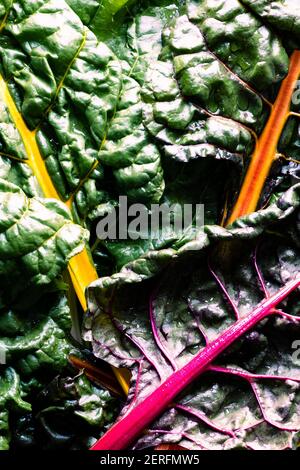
left=69, top=355, right=125, bottom=397
left=227, top=50, right=300, bottom=225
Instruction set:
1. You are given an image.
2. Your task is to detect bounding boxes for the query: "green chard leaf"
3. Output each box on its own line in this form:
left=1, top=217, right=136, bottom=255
left=240, top=0, right=300, bottom=47
left=0, top=0, right=168, bottom=210
left=33, top=373, right=119, bottom=449
left=0, top=368, right=31, bottom=450
left=0, top=178, right=88, bottom=308
left=67, top=0, right=137, bottom=41
left=1, top=0, right=298, bottom=274
left=0, top=1, right=127, bottom=449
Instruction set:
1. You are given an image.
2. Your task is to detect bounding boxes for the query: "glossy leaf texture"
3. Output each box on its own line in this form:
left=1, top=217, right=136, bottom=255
left=88, top=0, right=300, bottom=272
left=0, top=1, right=125, bottom=449
left=240, top=0, right=300, bottom=47
left=1, top=0, right=299, bottom=272
left=66, top=0, right=136, bottom=41
left=0, top=0, right=166, bottom=215
left=0, top=0, right=300, bottom=451
left=85, top=182, right=300, bottom=450
left=0, top=179, right=88, bottom=307
left=28, top=372, right=119, bottom=450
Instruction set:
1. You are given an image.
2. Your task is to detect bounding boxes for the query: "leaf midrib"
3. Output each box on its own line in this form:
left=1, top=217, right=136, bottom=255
left=227, top=50, right=300, bottom=225
left=0, top=73, right=98, bottom=310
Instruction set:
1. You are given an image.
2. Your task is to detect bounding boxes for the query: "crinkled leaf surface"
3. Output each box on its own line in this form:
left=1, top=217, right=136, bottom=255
left=1, top=0, right=300, bottom=272
left=0, top=292, right=72, bottom=449
left=1, top=0, right=300, bottom=452
left=85, top=183, right=300, bottom=450
left=240, top=0, right=300, bottom=47
left=0, top=2, right=171, bottom=311
left=67, top=0, right=136, bottom=41
left=0, top=178, right=88, bottom=307
left=0, top=368, right=31, bottom=449
left=90, top=0, right=300, bottom=272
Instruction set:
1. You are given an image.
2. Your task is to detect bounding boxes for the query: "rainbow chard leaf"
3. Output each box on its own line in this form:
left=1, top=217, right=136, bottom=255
left=1, top=0, right=300, bottom=452
left=1, top=0, right=298, bottom=279
left=0, top=2, right=124, bottom=451
left=85, top=183, right=300, bottom=450
left=0, top=0, right=169, bottom=287
left=81, top=0, right=300, bottom=272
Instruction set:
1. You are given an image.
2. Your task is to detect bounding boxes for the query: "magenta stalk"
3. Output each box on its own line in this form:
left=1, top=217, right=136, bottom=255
left=91, top=277, right=300, bottom=451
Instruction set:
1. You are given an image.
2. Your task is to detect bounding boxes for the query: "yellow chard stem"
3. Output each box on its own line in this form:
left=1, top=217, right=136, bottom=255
left=0, top=75, right=60, bottom=200
left=0, top=73, right=129, bottom=394
left=0, top=74, right=98, bottom=311
left=228, top=50, right=300, bottom=225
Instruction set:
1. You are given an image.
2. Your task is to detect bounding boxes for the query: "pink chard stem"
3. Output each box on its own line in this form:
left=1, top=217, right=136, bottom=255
left=91, top=277, right=300, bottom=451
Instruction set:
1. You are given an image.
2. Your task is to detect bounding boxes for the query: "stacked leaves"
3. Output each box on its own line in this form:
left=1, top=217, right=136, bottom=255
left=0, top=0, right=299, bottom=451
